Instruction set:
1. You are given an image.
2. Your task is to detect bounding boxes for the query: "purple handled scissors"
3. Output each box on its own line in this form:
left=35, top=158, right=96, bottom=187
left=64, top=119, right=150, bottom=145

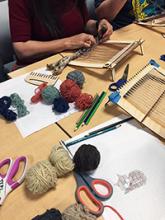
left=0, top=156, right=28, bottom=205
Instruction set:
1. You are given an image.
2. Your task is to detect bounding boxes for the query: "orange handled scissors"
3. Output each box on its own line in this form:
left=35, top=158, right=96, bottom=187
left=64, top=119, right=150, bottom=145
left=75, top=172, right=113, bottom=216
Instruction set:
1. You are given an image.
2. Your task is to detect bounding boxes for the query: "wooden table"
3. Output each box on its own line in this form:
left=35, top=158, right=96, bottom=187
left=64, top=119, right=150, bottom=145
left=0, top=117, right=77, bottom=220
left=4, top=23, right=165, bottom=220
left=0, top=54, right=76, bottom=219
left=57, top=23, right=165, bottom=137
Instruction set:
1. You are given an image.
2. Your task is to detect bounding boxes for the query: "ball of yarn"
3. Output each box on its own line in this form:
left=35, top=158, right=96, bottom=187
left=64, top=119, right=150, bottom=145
left=3, top=109, right=17, bottom=121
left=25, top=160, right=57, bottom=194
left=41, top=86, right=60, bottom=104
left=49, top=145, right=74, bottom=177
left=0, top=96, right=17, bottom=121
left=62, top=203, right=96, bottom=220
left=75, top=93, right=93, bottom=110
left=32, top=209, right=62, bottom=220
left=73, top=144, right=100, bottom=172
left=10, top=93, right=29, bottom=117
left=66, top=70, right=85, bottom=88
left=52, top=97, right=69, bottom=113
left=60, top=79, right=81, bottom=103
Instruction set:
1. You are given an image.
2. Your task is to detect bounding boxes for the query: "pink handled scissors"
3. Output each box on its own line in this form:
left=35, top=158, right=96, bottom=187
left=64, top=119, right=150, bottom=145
left=0, top=156, right=28, bottom=205
left=75, top=172, right=113, bottom=216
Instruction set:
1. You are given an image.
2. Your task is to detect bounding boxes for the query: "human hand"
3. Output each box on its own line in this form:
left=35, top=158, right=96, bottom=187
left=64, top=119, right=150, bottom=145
left=97, top=19, right=113, bottom=42
left=65, top=33, right=96, bottom=50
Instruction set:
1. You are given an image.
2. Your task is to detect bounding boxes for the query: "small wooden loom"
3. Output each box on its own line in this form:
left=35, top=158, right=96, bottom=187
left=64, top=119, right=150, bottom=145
left=136, top=13, right=165, bottom=27
left=68, top=39, right=144, bottom=81
left=109, top=61, right=165, bottom=139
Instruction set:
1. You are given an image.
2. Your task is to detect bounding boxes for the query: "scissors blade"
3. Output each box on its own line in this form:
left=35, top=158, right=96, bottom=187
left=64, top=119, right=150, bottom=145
left=121, top=64, right=129, bottom=81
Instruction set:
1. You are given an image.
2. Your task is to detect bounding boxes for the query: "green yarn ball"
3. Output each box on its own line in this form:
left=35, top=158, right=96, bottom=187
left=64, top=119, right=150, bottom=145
left=41, top=86, right=60, bottom=104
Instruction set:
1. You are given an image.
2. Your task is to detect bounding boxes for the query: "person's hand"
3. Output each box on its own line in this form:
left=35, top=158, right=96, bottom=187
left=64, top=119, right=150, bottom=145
left=65, top=33, right=96, bottom=50
left=97, top=19, right=113, bottom=42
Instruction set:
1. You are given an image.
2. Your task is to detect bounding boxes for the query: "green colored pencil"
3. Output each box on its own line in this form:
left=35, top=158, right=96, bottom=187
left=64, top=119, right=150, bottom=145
left=85, top=91, right=107, bottom=125
left=74, top=94, right=99, bottom=131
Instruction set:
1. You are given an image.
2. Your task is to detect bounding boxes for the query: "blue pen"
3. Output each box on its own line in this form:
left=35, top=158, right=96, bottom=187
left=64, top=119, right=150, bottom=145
left=65, top=125, right=121, bottom=147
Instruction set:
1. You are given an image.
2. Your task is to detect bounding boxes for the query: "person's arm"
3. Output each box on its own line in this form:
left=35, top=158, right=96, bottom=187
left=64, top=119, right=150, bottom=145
left=96, top=0, right=128, bottom=21
left=13, top=34, right=96, bottom=61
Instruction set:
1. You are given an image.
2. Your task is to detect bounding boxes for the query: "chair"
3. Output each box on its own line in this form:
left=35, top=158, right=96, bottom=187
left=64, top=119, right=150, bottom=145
left=0, top=0, right=15, bottom=76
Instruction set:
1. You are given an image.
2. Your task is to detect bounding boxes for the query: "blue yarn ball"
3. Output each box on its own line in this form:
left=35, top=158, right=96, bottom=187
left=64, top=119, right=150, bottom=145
left=41, top=86, right=60, bottom=105
left=3, top=109, right=17, bottom=121
left=0, top=96, right=12, bottom=111
left=52, top=97, right=69, bottom=113
left=66, top=70, right=85, bottom=88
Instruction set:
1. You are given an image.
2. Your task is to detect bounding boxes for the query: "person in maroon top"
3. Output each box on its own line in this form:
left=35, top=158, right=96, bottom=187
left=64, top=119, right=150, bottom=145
left=9, top=0, right=113, bottom=66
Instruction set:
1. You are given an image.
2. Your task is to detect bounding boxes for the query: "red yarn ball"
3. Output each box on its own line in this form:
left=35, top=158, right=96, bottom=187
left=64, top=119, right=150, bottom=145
left=60, top=79, right=81, bottom=103
left=75, top=93, right=93, bottom=110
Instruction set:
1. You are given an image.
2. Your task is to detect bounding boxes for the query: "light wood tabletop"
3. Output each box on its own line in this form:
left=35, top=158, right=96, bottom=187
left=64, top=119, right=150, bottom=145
left=0, top=117, right=78, bottom=220
left=57, top=23, right=165, bottom=137
left=3, top=23, right=165, bottom=220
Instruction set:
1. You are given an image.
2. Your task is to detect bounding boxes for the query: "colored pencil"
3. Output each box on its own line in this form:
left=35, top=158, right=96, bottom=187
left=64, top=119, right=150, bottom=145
left=88, top=116, right=133, bottom=135
left=84, top=91, right=107, bottom=125
left=74, top=94, right=99, bottom=131
left=66, top=124, right=120, bottom=147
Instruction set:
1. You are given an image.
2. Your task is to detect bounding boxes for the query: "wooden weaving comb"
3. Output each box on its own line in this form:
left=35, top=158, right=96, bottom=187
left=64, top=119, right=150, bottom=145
left=25, top=71, right=58, bottom=86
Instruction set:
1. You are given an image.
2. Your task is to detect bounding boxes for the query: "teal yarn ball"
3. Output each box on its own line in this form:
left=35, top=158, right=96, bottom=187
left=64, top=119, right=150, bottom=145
left=41, top=86, right=60, bottom=105
left=66, top=70, right=85, bottom=88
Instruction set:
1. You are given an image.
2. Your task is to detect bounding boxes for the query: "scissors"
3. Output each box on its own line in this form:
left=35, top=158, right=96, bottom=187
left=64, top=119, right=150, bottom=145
left=74, top=172, right=113, bottom=216
left=0, top=156, right=28, bottom=205
left=109, top=64, right=129, bottom=92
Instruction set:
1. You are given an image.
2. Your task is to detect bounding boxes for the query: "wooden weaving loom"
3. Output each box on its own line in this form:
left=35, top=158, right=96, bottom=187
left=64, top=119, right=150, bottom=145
left=136, top=13, right=165, bottom=27
left=109, top=61, right=165, bottom=139
left=68, top=39, right=144, bottom=80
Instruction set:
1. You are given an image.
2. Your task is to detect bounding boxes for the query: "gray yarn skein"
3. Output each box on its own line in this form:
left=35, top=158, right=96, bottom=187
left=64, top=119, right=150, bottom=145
left=66, top=70, right=85, bottom=88
left=10, top=93, right=29, bottom=117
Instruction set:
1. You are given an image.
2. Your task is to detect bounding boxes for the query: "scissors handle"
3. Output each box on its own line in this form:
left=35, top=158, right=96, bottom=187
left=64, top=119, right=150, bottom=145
left=7, top=156, right=28, bottom=189
left=0, top=158, right=13, bottom=179
left=76, top=185, right=104, bottom=216
left=91, top=178, right=113, bottom=200
left=109, top=79, right=126, bottom=92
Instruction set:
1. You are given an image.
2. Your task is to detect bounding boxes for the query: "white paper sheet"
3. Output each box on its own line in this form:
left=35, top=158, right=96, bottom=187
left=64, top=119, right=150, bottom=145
left=66, top=115, right=165, bottom=220
left=0, top=68, right=78, bottom=137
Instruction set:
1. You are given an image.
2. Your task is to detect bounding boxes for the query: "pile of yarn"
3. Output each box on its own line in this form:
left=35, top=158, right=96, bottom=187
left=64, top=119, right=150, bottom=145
left=0, top=93, right=29, bottom=121
left=59, top=70, right=93, bottom=111
left=32, top=203, right=96, bottom=220
left=30, top=70, right=93, bottom=113
left=25, top=143, right=74, bottom=195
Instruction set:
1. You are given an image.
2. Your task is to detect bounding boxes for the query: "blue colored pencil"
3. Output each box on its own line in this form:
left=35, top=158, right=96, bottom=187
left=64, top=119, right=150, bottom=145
left=66, top=124, right=120, bottom=147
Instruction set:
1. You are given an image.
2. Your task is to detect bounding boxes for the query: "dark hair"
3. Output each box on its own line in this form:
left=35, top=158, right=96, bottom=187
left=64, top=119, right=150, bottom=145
left=31, top=0, right=85, bottom=38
